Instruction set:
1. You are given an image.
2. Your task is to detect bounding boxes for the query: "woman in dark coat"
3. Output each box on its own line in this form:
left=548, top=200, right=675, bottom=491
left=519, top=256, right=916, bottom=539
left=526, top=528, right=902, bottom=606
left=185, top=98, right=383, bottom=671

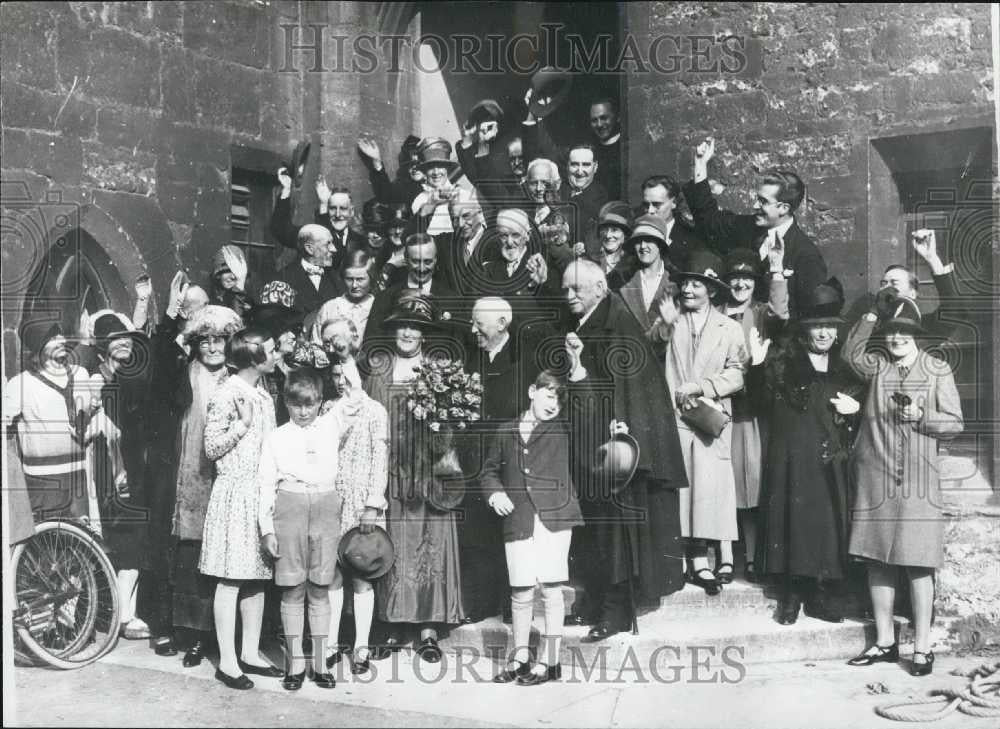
left=88, top=311, right=154, bottom=640
left=750, top=280, right=863, bottom=625
left=363, top=294, right=464, bottom=663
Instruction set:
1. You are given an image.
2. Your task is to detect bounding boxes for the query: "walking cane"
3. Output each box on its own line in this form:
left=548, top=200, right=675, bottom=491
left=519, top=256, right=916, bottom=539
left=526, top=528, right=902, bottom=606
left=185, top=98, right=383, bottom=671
left=623, top=524, right=639, bottom=636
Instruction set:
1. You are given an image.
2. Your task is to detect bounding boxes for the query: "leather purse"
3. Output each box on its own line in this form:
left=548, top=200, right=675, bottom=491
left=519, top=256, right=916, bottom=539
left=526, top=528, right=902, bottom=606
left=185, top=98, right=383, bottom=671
left=680, top=397, right=731, bottom=439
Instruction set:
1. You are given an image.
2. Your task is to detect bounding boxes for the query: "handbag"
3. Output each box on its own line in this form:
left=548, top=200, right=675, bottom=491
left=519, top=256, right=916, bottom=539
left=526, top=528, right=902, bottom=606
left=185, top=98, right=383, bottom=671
left=680, top=397, right=731, bottom=439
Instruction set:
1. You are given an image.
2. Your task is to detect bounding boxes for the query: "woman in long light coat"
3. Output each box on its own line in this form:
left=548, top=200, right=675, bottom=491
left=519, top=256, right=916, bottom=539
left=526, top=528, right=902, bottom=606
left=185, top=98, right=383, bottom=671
left=842, top=299, right=963, bottom=677
left=653, top=250, right=747, bottom=595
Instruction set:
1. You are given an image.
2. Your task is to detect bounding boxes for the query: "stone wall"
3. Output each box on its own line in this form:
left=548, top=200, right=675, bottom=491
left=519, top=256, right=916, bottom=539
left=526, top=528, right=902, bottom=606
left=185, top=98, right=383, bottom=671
left=1, top=0, right=417, bottom=372
left=624, top=2, right=995, bottom=304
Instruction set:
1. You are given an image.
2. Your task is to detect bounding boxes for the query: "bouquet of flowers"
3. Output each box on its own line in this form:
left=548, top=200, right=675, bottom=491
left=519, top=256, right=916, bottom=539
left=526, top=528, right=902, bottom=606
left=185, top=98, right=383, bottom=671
left=406, top=358, right=482, bottom=432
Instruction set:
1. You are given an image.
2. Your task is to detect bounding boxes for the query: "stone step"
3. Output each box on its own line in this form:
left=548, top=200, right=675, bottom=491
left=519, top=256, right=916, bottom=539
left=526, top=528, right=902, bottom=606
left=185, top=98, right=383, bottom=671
left=551, top=578, right=778, bottom=618
left=441, top=611, right=901, bottom=669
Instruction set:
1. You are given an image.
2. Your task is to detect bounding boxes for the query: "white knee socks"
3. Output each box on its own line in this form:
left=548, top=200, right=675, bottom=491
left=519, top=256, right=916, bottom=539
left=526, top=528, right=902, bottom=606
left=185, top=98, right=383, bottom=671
left=510, top=587, right=534, bottom=664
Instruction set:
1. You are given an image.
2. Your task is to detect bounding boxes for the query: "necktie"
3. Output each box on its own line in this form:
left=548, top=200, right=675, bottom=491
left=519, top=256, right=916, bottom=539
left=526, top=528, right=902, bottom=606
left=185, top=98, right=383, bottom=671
left=759, top=231, right=781, bottom=261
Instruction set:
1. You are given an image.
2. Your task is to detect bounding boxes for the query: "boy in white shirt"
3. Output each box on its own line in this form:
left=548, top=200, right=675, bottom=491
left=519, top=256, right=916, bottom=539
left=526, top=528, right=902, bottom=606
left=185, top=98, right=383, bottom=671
left=258, top=368, right=342, bottom=690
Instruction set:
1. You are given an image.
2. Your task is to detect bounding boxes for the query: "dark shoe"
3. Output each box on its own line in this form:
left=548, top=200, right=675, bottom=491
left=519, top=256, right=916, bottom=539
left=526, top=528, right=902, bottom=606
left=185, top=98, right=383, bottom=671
left=745, top=561, right=758, bottom=584
left=847, top=643, right=899, bottom=667
left=777, top=596, right=801, bottom=625
left=416, top=637, right=442, bottom=664
left=237, top=658, right=284, bottom=678
left=584, top=621, right=620, bottom=643
left=214, top=668, right=254, bottom=690
left=714, top=562, right=734, bottom=585
left=493, top=660, right=531, bottom=683
left=803, top=597, right=843, bottom=624
left=460, top=616, right=478, bottom=625
left=563, top=612, right=589, bottom=627
left=154, top=637, right=178, bottom=657
left=282, top=670, right=305, bottom=691
left=182, top=640, right=206, bottom=668
left=325, top=646, right=350, bottom=670
left=910, top=651, right=934, bottom=677
left=310, top=670, right=337, bottom=689
left=517, top=663, right=562, bottom=686
left=689, top=568, right=721, bottom=596
left=370, top=635, right=403, bottom=661
left=350, top=655, right=371, bottom=675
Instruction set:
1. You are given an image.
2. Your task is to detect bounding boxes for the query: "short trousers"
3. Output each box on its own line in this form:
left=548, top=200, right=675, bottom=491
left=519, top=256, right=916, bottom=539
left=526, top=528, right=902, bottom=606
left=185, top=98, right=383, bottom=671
left=273, top=490, right=343, bottom=587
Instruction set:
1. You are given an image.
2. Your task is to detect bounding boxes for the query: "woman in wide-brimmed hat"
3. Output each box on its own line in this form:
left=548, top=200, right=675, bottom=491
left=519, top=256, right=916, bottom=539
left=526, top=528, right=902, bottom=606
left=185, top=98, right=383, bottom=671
left=715, top=248, right=790, bottom=584
left=155, top=304, right=243, bottom=662
left=87, top=310, right=156, bottom=641
left=653, top=250, right=747, bottom=597
left=412, top=137, right=470, bottom=235
left=751, top=279, right=864, bottom=626
left=362, top=293, right=465, bottom=663
left=843, top=297, right=963, bottom=677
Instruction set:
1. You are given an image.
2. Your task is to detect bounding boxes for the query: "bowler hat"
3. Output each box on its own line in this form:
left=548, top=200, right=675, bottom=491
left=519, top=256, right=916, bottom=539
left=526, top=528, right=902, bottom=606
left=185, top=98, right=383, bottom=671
left=416, top=137, right=458, bottom=172
left=597, top=201, right=632, bottom=235
left=398, top=135, right=422, bottom=169
left=721, top=248, right=763, bottom=282
left=468, top=99, right=504, bottom=126
left=362, top=199, right=389, bottom=232
left=670, top=249, right=732, bottom=292
left=798, top=278, right=845, bottom=326
left=288, top=139, right=311, bottom=183
left=386, top=203, right=410, bottom=229
left=529, top=67, right=573, bottom=119
left=878, top=296, right=924, bottom=334
left=594, top=432, right=641, bottom=494
left=382, top=291, right=437, bottom=330
left=338, top=526, right=396, bottom=580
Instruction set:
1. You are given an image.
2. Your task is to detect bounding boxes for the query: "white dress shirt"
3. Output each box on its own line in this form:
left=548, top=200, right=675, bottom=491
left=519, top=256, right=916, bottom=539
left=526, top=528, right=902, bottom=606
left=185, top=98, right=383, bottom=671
left=760, top=217, right=794, bottom=261
left=258, top=412, right=340, bottom=536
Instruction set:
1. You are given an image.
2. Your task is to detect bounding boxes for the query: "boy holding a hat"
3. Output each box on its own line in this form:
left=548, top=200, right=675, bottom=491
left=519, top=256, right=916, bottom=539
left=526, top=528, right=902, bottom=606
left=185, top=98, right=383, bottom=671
left=481, top=370, right=584, bottom=686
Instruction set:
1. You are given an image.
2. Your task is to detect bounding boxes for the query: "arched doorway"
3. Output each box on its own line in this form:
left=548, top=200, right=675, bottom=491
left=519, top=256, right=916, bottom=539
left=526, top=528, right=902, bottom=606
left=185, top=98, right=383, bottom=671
left=20, top=227, right=130, bottom=344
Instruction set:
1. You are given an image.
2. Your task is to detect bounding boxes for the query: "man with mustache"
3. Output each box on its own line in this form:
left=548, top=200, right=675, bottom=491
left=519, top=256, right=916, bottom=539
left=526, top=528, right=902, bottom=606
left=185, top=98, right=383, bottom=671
left=277, top=224, right=346, bottom=318
left=314, top=182, right=368, bottom=271
left=684, top=137, right=828, bottom=317
left=561, top=144, right=608, bottom=260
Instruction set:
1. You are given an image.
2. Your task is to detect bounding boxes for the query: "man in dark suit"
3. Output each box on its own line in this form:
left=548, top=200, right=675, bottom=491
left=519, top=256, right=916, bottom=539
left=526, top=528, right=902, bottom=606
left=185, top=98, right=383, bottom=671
left=683, top=137, right=828, bottom=317
left=362, top=233, right=462, bottom=351
left=276, top=224, right=345, bottom=318
left=433, top=197, right=492, bottom=299
left=314, top=184, right=368, bottom=270
left=638, top=175, right=703, bottom=272
left=560, top=260, right=689, bottom=640
left=562, top=144, right=608, bottom=260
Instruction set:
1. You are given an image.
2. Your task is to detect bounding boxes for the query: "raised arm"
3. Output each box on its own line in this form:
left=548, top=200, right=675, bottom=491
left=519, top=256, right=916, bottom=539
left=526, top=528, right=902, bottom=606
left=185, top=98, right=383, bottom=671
left=840, top=313, right=883, bottom=382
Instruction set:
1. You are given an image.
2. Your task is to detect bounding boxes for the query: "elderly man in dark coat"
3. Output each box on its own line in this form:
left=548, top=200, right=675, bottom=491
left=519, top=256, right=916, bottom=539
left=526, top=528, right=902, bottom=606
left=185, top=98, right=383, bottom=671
left=559, top=260, right=689, bottom=641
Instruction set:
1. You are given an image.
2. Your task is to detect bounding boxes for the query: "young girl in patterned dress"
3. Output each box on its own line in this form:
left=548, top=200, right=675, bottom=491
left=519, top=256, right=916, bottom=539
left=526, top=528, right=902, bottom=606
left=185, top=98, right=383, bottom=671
left=200, top=328, right=281, bottom=689
left=320, top=322, right=389, bottom=675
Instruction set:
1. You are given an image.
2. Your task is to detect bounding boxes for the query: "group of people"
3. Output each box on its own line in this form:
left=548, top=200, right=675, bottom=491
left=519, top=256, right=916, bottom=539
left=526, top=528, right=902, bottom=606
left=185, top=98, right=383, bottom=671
left=6, top=78, right=967, bottom=691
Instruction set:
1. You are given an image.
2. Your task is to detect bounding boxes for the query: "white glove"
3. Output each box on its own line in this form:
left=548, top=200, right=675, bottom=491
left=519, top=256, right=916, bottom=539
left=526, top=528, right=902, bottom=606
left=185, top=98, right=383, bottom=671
left=830, top=392, right=860, bottom=415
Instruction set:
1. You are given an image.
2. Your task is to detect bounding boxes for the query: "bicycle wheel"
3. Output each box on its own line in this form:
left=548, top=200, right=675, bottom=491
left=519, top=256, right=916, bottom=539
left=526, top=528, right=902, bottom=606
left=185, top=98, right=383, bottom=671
left=12, top=521, right=121, bottom=669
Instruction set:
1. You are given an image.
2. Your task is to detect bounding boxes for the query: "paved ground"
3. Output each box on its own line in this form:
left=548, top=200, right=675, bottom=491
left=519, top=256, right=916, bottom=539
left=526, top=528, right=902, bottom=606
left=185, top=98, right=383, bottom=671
left=7, top=640, right=998, bottom=728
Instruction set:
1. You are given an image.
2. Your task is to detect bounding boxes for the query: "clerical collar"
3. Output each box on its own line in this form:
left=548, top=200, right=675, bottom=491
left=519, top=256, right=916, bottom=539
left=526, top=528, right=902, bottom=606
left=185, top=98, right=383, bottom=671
left=600, top=133, right=621, bottom=146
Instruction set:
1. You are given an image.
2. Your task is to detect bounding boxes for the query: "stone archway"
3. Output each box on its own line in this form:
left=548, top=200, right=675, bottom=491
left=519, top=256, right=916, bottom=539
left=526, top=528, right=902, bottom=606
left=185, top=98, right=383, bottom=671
left=12, top=202, right=150, bottom=374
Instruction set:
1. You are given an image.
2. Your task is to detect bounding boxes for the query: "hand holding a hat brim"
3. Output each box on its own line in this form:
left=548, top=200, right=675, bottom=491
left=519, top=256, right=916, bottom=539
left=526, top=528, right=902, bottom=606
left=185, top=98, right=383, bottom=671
left=748, top=326, right=772, bottom=366
left=276, top=167, right=292, bottom=196
left=609, top=419, right=630, bottom=437
left=261, top=533, right=281, bottom=560
left=693, top=137, right=715, bottom=183
left=359, top=507, right=380, bottom=535
left=565, top=332, right=585, bottom=377
left=911, top=228, right=949, bottom=275
left=896, top=400, right=924, bottom=423
left=460, top=120, right=477, bottom=149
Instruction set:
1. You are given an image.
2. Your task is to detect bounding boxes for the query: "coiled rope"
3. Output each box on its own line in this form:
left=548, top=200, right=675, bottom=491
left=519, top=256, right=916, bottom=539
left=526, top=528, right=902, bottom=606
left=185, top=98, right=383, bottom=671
left=875, top=662, right=1000, bottom=722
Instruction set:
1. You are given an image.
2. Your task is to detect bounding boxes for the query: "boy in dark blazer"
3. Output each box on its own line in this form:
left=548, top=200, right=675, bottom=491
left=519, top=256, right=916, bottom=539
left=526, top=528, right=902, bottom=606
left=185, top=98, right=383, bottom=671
left=481, top=370, right=583, bottom=687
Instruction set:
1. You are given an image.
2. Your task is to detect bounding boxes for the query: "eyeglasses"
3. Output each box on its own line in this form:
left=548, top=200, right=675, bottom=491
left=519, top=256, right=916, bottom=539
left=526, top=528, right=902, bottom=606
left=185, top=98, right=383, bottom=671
left=198, top=336, right=226, bottom=349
